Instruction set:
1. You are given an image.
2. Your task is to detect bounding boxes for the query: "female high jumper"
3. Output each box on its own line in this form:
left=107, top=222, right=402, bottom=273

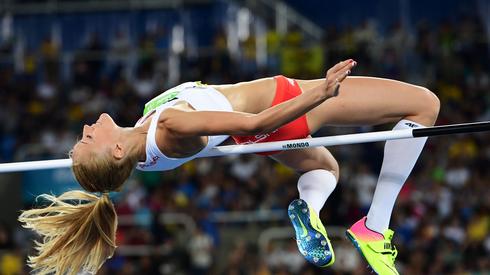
left=19, top=59, right=439, bottom=275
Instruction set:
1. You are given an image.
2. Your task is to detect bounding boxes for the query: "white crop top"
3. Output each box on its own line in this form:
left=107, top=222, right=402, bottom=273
left=135, top=82, right=233, bottom=171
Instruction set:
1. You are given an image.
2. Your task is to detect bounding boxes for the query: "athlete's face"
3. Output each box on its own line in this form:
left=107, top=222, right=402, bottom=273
left=71, top=113, right=120, bottom=163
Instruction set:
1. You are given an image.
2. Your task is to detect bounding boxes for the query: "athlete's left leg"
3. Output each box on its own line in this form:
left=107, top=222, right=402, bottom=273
left=299, top=76, right=440, bottom=274
left=302, top=76, right=439, bottom=128
left=304, top=76, right=440, bottom=229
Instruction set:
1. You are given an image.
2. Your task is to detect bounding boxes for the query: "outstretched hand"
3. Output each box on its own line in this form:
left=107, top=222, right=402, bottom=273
left=324, top=59, right=357, bottom=97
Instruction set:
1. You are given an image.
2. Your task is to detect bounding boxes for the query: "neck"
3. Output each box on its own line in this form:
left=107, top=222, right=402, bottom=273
left=120, top=126, right=148, bottom=162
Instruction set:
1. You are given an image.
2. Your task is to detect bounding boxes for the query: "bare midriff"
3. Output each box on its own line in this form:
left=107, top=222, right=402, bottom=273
left=210, top=77, right=277, bottom=114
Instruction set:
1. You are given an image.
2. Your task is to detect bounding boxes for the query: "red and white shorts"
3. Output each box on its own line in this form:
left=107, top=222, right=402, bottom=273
left=231, top=75, right=311, bottom=155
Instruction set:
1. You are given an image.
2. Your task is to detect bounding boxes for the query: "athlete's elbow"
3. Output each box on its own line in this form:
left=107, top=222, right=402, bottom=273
left=244, top=118, right=270, bottom=135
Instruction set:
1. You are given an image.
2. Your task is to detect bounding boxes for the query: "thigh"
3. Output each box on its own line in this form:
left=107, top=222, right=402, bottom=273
left=270, top=142, right=339, bottom=180
left=304, top=76, right=439, bottom=132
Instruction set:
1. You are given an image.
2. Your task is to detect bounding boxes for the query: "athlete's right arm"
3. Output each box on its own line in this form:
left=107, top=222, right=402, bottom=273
left=163, top=59, right=356, bottom=137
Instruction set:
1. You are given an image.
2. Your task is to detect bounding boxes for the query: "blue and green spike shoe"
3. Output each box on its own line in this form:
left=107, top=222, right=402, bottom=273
left=288, top=199, right=335, bottom=267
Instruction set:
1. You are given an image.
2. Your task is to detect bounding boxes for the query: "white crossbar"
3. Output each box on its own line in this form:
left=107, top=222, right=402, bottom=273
left=2, top=120, right=489, bottom=173
left=201, top=128, right=413, bottom=157
left=0, top=128, right=414, bottom=173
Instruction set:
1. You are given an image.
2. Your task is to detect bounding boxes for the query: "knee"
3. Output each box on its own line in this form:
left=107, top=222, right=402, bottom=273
left=414, top=86, right=440, bottom=125
left=317, top=156, right=340, bottom=182
left=423, top=88, right=440, bottom=121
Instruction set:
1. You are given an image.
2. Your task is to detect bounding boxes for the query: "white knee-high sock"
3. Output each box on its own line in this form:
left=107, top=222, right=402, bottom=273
left=366, top=119, right=428, bottom=233
left=298, top=169, right=337, bottom=215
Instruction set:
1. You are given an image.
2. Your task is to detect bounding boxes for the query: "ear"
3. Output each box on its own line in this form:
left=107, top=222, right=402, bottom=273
left=113, top=143, right=125, bottom=160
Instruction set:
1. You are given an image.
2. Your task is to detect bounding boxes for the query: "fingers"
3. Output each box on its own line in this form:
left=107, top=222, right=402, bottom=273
left=323, top=59, right=356, bottom=97
left=327, top=59, right=353, bottom=75
left=335, top=65, right=353, bottom=83
left=333, top=59, right=356, bottom=83
left=326, top=59, right=357, bottom=85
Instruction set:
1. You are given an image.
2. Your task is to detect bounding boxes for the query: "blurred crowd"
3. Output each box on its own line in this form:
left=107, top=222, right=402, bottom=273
left=0, top=4, right=489, bottom=275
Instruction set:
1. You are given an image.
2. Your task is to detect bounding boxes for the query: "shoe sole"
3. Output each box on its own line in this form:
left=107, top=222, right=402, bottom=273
left=288, top=199, right=334, bottom=267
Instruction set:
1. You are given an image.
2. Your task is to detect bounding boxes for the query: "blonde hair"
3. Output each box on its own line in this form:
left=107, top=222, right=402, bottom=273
left=19, top=149, right=137, bottom=275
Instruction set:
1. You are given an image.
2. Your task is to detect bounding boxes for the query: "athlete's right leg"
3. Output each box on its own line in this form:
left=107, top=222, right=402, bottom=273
left=271, top=146, right=339, bottom=267
left=272, top=145, right=339, bottom=216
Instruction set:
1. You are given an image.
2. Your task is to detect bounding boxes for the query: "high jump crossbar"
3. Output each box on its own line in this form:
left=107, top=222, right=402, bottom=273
left=0, top=121, right=489, bottom=173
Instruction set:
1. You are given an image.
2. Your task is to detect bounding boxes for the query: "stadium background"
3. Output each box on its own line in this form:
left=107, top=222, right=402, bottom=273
left=0, top=0, right=489, bottom=274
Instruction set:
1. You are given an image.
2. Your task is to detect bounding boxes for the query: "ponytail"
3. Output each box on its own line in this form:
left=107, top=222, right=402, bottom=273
left=19, top=191, right=117, bottom=275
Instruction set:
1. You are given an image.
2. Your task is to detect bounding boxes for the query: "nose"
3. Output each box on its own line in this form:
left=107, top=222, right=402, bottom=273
left=99, top=112, right=117, bottom=127
left=99, top=113, right=110, bottom=121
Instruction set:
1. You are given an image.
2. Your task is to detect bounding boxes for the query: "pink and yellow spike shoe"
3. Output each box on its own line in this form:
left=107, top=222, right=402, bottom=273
left=346, top=217, right=399, bottom=275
